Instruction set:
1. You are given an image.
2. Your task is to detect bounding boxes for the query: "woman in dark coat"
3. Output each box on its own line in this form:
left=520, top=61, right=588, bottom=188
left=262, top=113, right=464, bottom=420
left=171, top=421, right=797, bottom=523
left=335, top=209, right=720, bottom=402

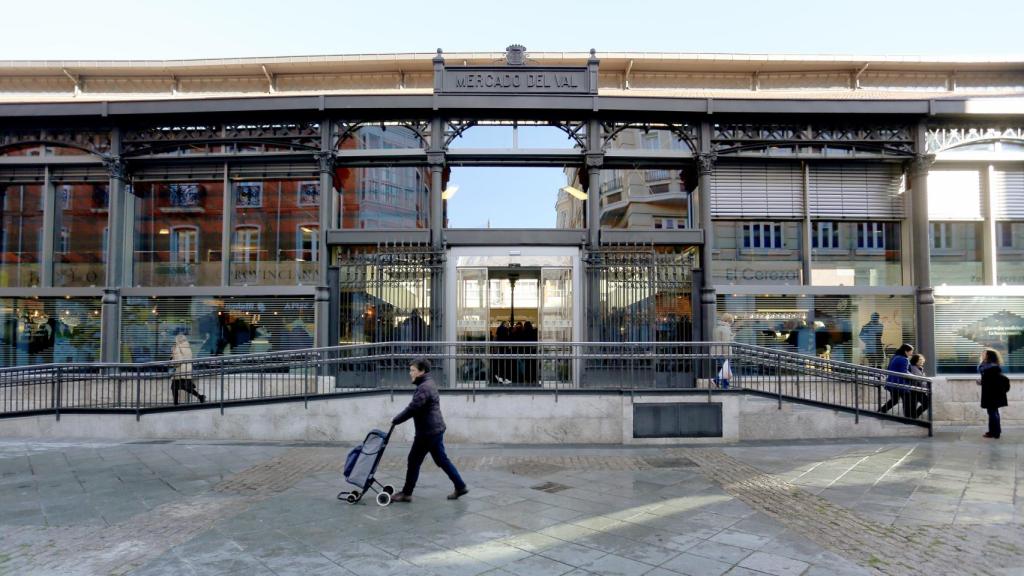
left=978, top=349, right=1010, bottom=439
left=880, top=343, right=913, bottom=416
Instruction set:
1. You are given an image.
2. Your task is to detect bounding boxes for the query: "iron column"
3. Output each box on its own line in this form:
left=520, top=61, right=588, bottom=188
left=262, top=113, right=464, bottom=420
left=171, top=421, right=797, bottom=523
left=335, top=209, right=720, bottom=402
left=100, top=129, right=126, bottom=363
left=909, top=137, right=936, bottom=375
left=697, top=131, right=717, bottom=342
left=314, top=119, right=336, bottom=348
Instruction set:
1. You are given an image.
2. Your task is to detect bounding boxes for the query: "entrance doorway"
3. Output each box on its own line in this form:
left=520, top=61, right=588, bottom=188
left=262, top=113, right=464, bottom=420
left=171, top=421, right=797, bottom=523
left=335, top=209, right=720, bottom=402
left=447, top=247, right=580, bottom=386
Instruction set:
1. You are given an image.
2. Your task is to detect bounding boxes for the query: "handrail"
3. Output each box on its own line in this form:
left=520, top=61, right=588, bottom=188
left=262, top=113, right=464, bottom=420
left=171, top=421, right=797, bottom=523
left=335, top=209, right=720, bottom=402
left=0, top=340, right=932, bottom=432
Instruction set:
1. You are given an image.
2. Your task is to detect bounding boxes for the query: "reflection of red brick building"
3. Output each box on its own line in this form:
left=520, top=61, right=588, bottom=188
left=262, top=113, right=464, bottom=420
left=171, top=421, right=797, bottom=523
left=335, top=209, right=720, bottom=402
left=336, top=126, right=429, bottom=229
left=54, top=183, right=109, bottom=287
left=133, top=177, right=320, bottom=287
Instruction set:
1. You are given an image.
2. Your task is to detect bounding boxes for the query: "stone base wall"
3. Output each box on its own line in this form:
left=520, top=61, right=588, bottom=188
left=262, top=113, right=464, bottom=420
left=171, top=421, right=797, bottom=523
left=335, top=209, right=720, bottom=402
left=931, top=376, right=1024, bottom=426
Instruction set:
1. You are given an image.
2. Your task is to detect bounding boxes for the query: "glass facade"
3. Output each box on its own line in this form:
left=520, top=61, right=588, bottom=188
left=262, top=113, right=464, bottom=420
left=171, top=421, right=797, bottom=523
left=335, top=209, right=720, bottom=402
left=599, top=168, right=695, bottom=230
left=53, top=183, right=108, bottom=287
left=230, top=179, right=319, bottom=286
left=0, top=184, right=44, bottom=287
left=120, top=296, right=314, bottom=363
left=930, top=221, right=985, bottom=285
left=717, top=293, right=916, bottom=366
left=811, top=221, right=902, bottom=286
left=337, top=167, right=429, bottom=229
left=712, top=221, right=803, bottom=285
left=935, top=295, right=1024, bottom=374
left=134, top=181, right=225, bottom=286
left=997, top=221, right=1024, bottom=285
left=0, top=297, right=102, bottom=366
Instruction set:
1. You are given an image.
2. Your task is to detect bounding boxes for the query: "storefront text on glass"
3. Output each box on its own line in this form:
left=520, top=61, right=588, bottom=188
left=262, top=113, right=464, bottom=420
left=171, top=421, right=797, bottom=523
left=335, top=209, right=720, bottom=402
left=720, top=267, right=802, bottom=283
left=231, top=265, right=318, bottom=284
left=442, top=67, right=591, bottom=94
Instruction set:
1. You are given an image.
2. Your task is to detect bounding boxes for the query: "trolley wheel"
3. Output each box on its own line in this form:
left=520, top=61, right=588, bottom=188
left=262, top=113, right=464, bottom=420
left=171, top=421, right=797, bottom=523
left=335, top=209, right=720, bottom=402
left=382, top=485, right=395, bottom=495
left=376, top=492, right=392, bottom=507
left=350, top=489, right=361, bottom=499
left=346, top=493, right=357, bottom=504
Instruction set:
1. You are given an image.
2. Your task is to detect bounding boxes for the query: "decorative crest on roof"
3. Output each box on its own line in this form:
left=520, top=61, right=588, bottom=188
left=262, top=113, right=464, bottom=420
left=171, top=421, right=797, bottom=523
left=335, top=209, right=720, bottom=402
left=505, top=45, right=526, bottom=66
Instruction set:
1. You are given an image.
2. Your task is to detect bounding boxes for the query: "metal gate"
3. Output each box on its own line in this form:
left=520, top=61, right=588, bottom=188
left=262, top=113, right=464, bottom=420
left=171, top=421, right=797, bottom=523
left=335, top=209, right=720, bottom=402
left=583, top=245, right=696, bottom=387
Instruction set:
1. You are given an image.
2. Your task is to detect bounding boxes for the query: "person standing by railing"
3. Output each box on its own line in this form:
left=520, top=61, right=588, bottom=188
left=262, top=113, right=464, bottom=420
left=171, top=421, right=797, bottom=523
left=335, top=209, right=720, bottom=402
left=879, top=343, right=913, bottom=416
left=908, top=353, right=929, bottom=419
left=171, top=332, right=205, bottom=405
left=712, top=313, right=735, bottom=389
left=978, top=349, right=1010, bottom=439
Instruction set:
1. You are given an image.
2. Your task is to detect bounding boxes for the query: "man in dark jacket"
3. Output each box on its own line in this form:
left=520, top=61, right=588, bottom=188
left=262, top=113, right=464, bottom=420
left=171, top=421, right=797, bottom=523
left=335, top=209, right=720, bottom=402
left=391, top=358, right=468, bottom=503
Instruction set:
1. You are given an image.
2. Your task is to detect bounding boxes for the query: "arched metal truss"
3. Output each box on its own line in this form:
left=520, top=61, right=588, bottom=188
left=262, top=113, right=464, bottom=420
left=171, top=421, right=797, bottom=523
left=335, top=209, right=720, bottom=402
left=121, top=122, right=322, bottom=157
left=0, top=128, right=111, bottom=157
left=601, top=122, right=698, bottom=154
left=711, top=123, right=915, bottom=157
left=926, top=126, right=1024, bottom=154
left=443, top=119, right=587, bottom=149
left=334, top=120, right=431, bottom=150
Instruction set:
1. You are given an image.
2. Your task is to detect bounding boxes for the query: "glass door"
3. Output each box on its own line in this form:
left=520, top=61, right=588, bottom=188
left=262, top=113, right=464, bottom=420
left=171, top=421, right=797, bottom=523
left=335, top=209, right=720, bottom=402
left=540, top=267, right=572, bottom=385
left=455, top=267, right=488, bottom=384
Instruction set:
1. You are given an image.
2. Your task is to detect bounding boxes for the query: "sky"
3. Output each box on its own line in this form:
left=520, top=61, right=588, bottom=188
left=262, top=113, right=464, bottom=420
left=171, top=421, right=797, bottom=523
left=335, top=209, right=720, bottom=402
left=3, top=0, right=1021, bottom=227
left=3, top=0, right=1020, bottom=60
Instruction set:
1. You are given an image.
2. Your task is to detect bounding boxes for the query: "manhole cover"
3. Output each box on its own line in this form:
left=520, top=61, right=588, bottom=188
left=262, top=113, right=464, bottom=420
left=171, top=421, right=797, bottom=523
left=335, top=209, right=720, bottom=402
left=531, top=481, right=572, bottom=493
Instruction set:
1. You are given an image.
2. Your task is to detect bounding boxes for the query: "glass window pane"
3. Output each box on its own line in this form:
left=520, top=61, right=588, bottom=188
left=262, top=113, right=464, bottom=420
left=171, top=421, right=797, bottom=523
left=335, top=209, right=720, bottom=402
left=120, top=296, right=314, bottom=362
left=338, top=167, right=429, bottom=229
left=53, top=183, right=107, bottom=287
left=931, top=221, right=984, bottom=285
left=812, top=221, right=902, bottom=286
left=0, top=297, right=102, bottom=366
left=134, top=180, right=224, bottom=286
left=230, top=179, right=319, bottom=286
left=713, top=220, right=802, bottom=285
left=0, top=184, right=44, bottom=287
left=718, top=293, right=916, bottom=366
left=597, top=167, right=695, bottom=230
left=997, top=221, right=1024, bottom=285
left=935, top=295, right=1024, bottom=374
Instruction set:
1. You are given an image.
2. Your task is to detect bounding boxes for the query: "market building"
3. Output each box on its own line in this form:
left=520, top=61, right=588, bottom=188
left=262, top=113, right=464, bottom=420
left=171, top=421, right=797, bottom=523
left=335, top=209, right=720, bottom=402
left=1, top=46, right=1022, bottom=377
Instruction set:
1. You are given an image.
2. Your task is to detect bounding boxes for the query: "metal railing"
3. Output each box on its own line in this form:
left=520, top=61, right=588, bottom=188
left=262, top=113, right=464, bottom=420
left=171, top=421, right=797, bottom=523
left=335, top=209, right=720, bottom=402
left=0, top=341, right=932, bottom=431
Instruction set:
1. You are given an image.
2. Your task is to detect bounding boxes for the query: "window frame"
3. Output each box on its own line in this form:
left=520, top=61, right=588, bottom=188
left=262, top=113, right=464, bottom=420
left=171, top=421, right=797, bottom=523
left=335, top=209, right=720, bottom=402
left=169, top=225, right=200, bottom=265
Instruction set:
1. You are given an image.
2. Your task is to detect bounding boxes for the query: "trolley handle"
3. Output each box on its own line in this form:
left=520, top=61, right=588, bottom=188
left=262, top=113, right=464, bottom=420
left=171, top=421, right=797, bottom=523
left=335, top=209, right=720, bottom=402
left=385, top=423, right=396, bottom=440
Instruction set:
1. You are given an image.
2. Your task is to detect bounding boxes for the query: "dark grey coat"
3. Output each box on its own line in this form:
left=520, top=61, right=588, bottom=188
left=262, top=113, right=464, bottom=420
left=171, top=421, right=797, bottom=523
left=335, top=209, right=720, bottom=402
left=979, top=364, right=1009, bottom=410
left=392, top=374, right=447, bottom=437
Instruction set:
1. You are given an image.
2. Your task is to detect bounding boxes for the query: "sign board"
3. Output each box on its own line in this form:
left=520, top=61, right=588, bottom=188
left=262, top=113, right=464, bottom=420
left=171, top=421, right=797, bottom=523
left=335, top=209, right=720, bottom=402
left=441, top=67, right=593, bottom=95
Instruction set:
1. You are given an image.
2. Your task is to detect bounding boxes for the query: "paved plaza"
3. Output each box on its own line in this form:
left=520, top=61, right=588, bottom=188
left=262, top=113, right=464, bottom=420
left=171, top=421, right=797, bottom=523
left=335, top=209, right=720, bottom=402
left=0, top=429, right=1022, bottom=575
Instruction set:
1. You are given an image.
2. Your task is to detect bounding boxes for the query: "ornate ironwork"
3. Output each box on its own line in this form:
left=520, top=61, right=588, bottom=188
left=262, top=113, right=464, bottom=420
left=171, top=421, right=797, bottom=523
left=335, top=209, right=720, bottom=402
left=696, top=152, right=717, bottom=175
left=314, top=151, right=336, bottom=174
left=711, top=122, right=914, bottom=156
left=122, top=122, right=320, bottom=156
left=506, top=44, right=527, bottom=66
left=102, top=155, right=128, bottom=181
left=0, top=128, right=111, bottom=156
left=601, top=122, right=698, bottom=154
left=907, top=153, right=936, bottom=178
left=443, top=119, right=478, bottom=148
left=925, top=126, right=1024, bottom=153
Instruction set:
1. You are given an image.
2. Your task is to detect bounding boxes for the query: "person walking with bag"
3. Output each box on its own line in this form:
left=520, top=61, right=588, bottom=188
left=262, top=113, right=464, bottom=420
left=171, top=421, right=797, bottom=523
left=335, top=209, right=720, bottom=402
left=171, top=332, right=205, bottom=405
left=390, top=358, right=468, bottom=503
left=978, top=349, right=1010, bottom=439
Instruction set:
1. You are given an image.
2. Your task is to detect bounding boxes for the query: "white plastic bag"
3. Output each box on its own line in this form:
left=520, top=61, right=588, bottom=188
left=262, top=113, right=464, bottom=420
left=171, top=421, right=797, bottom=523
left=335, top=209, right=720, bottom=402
left=718, top=359, right=733, bottom=381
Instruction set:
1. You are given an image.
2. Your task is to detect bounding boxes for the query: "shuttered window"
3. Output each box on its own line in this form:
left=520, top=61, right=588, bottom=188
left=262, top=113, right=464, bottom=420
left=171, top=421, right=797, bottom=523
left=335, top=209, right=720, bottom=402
left=934, top=295, right=1024, bottom=374
left=711, top=163, right=803, bottom=218
left=992, top=168, right=1024, bottom=219
left=809, top=164, right=905, bottom=219
left=927, top=169, right=983, bottom=220
left=0, top=297, right=102, bottom=367
left=120, top=296, right=315, bottom=363
left=717, top=293, right=916, bottom=366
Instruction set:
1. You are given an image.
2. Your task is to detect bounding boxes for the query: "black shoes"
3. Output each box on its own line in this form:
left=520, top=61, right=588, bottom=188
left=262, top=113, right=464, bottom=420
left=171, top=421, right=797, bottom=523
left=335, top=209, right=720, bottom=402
left=447, top=487, right=469, bottom=500
left=392, top=492, right=412, bottom=502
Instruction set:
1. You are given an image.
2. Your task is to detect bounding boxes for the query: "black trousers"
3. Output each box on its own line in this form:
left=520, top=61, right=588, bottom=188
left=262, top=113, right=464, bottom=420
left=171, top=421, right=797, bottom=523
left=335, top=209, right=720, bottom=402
left=401, top=432, right=466, bottom=495
left=171, top=379, right=203, bottom=405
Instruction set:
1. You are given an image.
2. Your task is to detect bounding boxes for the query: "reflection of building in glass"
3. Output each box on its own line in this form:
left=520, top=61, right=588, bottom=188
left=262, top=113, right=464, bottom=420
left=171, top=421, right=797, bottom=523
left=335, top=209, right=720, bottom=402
left=337, top=126, right=429, bottom=229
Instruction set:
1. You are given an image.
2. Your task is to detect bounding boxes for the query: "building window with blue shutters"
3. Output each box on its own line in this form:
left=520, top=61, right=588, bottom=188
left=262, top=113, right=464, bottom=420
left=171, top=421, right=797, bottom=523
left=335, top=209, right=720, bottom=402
left=812, top=221, right=839, bottom=249
left=742, top=222, right=784, bottom=250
